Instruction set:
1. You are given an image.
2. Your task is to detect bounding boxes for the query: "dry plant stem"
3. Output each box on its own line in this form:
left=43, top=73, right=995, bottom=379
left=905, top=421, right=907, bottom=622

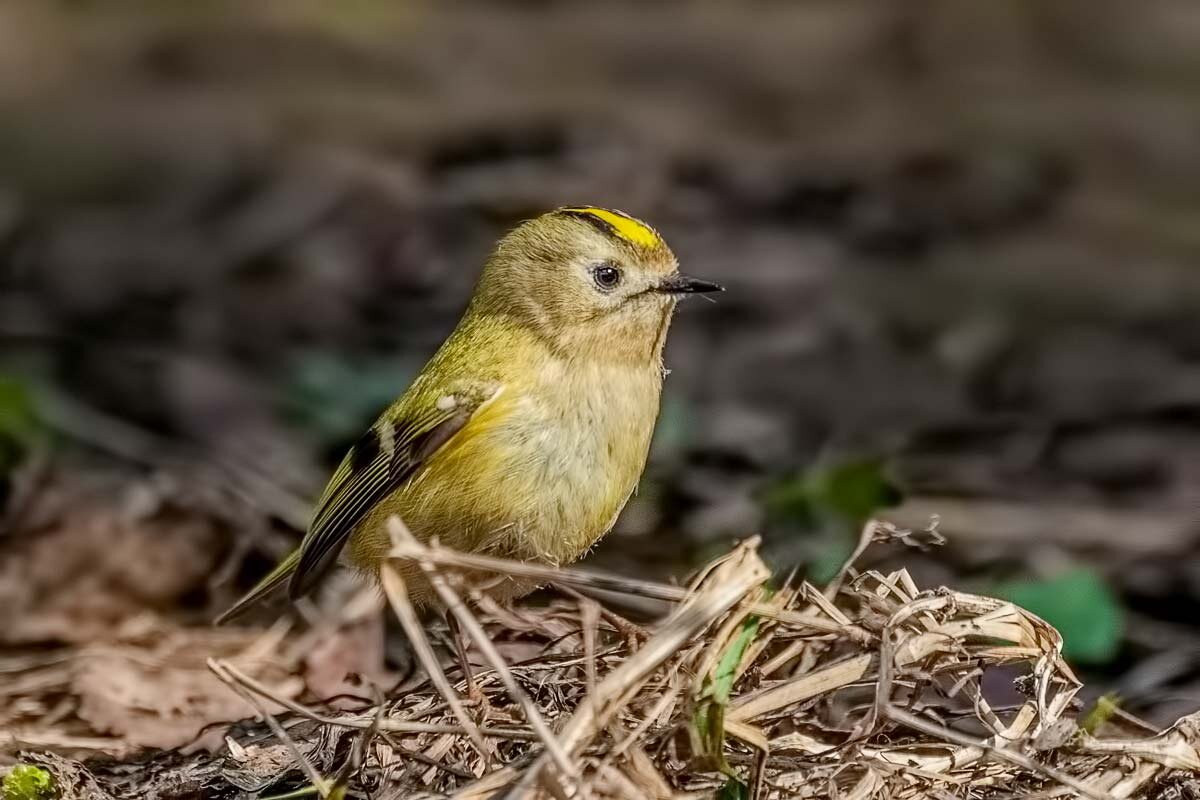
left=28, top=530, right=1188, bottom=797
left=580, top=598, right=601, bottom=731
left=728, top=652, right=876, bottom=724
left=556, top=584, right=648, bottom=648
left=388, top=518, right=581, bottom=787
left=605, top=685, right=681, bottom=765
left=215, top=659, right=538, bottom=740
left=451, top=767, right=520, bottom=800
left=593, top=763, right=650, bottom=800
left=379, top=560, right=490, bottom=761
left=759, top=639, right=805, bottom=677
left=508, top=541, right=769, bottom=797
left=884, top=704, right=1115, bottom=800
left=5, top=731, right=133, bottom=756
left=387, top=537, right=869, bottom=642
left=330, top=703, right=384, bottom=795
left=378, top=731, right=477, bottom=781
left=823, top=519, right=878, bottom=600
left=623, top=746, right=675, bottom=800
left=208, top=659, right=331, bottom=798
left=852, top=612, right=897, bottom=740
left=1107, top=705, right=1161, bottom=736
left=1080, top=725, right=1200, bottom=771
left=580, top=599, right=600, bottom=698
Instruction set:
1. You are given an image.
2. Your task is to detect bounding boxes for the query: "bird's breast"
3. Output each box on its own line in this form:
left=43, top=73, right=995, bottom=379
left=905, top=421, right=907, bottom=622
left=394, top=357, right=662, bottom=566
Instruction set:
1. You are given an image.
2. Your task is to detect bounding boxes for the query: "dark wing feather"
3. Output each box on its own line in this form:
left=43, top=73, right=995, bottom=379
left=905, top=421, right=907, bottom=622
left=214, top=389, right=492, bottom=625
left=289, top=404, right=474, bottom=599
left=213, top=548, right=302, bottom=625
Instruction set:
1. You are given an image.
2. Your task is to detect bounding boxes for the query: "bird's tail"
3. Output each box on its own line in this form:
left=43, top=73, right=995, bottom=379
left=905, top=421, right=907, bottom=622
left=214, top=548, right=301, bottom=625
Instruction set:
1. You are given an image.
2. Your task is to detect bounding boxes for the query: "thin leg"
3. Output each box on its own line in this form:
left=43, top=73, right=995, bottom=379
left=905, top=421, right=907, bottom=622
left=445, top=611, right=484, bottom=704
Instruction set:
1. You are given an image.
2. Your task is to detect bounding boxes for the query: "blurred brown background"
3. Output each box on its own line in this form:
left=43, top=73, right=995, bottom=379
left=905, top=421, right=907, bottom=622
left=3, top=0, right=1200, bottom=729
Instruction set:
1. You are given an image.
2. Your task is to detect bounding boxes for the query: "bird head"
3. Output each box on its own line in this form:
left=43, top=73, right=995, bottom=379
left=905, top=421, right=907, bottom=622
left=472, top=206, right=722, bottom=362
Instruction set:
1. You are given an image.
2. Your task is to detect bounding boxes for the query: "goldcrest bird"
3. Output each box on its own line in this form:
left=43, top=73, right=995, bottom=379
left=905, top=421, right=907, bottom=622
left=217, top=206, right=721, bottom=623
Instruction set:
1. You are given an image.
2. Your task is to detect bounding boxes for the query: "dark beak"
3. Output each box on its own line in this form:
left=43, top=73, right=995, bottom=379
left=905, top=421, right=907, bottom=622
left=656, top=273, right=724, bottom=295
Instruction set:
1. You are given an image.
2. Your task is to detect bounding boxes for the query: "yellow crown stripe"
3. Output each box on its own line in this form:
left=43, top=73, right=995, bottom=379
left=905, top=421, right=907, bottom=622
left=561, top=207, right=662, bottom=249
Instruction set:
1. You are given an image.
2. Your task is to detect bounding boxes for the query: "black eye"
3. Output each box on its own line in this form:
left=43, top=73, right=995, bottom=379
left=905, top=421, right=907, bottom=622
left=592, top=264, right=622, bottom=291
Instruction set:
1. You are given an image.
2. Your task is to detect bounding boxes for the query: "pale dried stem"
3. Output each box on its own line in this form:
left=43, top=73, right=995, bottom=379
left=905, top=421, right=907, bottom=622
left=208, top=658, right=331, bottom=797
left=387, top=517, right=581, bottom=788
left=154, top=521, right=1200, bottom=798
left=728, top=652, right=876, bottom=724
left=823, top=519, right=879, bottom=600
left=884, top=704, right=1114, bottom=800
left=386, top=537, right=870, bottom=642
left=505, top=541, right=769, bottom=797
left=215, top=659, right=538, bottom=740
left=379, top=559, right=490, bottom=761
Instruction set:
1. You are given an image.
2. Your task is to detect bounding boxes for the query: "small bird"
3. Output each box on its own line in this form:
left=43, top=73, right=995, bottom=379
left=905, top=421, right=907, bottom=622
left=217, top=206, right=721, bottom=623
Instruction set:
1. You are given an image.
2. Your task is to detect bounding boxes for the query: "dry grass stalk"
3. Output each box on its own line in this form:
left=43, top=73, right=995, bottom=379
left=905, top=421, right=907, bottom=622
left=247, top=520, right=1192, bottom=799
left=385, top=535, right=868, bottom=641
left=208, top=658, right=332, bottom=797
left=355, top=520, right=1200, bottom=797
left=388, top=517, right=581, bottom=792
left=33, top=516, right=1194, bottom=799
left=379, top=557, right=490, bottom=761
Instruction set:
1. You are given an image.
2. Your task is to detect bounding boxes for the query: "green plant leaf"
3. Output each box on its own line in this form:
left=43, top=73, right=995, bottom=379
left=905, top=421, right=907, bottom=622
left=708, top=615, right=760, bottom=706
left=0, top=376, right=43, bottom=483
left=994, top=569, right=1123, bottom=664
left=0, top=377, right=39, bottom=441
left=716, top=777, right=749, bottom=800
left=764, top=459, right=901, bottom=527
left=1080, top=693, right=1122, bottom=735
left=762, top=459, right=902, bottom=583
left=3, top=764, right=56, bottom=800
left=692, top=614, right=761, bottom=776
left=261, top=784, right=320, bottom=800
left=804, top=459, right=903, bottom=523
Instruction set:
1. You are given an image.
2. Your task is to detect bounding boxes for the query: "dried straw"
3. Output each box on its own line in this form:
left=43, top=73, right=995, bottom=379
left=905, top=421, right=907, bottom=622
left=208, top=517, right=1200, bottom=799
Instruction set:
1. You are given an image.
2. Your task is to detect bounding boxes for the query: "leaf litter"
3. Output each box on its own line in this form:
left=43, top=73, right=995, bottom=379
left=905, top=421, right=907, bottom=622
left=4, top=518, right=1200, bottom=799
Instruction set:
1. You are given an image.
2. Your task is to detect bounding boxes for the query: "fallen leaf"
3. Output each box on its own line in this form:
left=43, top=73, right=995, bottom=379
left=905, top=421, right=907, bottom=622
left=0, top=488, right=227, bottom=644
left=73, top=626, right=300, bottom=751
left=303, top=612, right=393, bottom=702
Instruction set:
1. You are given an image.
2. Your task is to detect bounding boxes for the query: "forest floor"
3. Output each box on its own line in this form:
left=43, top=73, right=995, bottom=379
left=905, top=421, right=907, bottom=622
left=3, top=3, right=1200, bottom=798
